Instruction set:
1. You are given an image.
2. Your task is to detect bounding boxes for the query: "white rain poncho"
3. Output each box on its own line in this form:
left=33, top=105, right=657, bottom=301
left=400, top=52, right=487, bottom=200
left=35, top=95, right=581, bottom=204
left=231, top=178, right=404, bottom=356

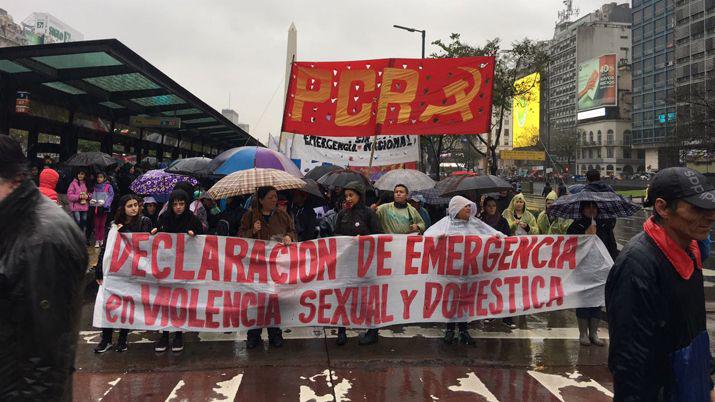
left=424, top=195, right=501, bottom=236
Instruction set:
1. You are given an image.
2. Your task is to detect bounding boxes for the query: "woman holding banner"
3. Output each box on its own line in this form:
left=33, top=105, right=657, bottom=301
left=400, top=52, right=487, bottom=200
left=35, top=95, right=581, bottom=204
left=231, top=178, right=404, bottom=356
left=94, top=194, right=152, bottom=353
left=239, top=186, right=296, bottom=349
left=333, top=181, right=382, bottom=346
left=150, top=189, right=204, bottom=353
left=426, top=196, right=500, bottom=345
left=502, top=193, right=538, bottom=235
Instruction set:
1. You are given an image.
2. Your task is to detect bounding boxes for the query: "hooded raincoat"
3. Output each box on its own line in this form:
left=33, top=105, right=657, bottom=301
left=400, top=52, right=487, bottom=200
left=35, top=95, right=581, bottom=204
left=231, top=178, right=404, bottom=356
left=38, top=168, right=60, bottom=204
left=425, top=196, right=501, bottom=236
left=501, top=193, right=538, bottom=235
left=537, top=191, right=573, bottom=234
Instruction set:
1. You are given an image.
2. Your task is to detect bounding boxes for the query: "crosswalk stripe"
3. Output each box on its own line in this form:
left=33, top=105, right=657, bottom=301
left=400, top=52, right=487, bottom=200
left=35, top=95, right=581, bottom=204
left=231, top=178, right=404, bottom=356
left=528, top=370, right=613, bottom=401
left=447, top=372, right=500, bottom=401
left=210, top=373, right=243, bottom=402
left=164, top=380, right=186, bottom=402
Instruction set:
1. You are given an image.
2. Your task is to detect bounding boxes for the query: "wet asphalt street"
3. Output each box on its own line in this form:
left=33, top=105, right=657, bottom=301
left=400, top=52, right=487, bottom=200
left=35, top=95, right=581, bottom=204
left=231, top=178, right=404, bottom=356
left=72, top=247, right=715, bottom=401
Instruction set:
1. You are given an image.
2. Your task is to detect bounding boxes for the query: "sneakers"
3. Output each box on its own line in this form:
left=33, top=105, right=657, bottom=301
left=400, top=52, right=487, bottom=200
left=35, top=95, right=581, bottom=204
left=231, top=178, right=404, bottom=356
left=502, top=318, right=517, bottom=329
left=336, top=328, right=347, bottom=346
left=155, top=333, right=170, bottom=353
left=443, top=329, right=456, bottom=344
left=359, top=329, right=379, bottom=346
left=94, top=339, right=112, bottom=354
left=171, top=333, right=184, bottom=352
left=115, top=337, right=128, bottom=352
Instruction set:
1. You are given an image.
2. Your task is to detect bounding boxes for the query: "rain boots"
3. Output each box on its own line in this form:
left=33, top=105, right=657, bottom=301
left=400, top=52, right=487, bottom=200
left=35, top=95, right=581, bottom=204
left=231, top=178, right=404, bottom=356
left=577, top=317, right=591, bottom=346
left=336, top=327, right=347, bottom=346
left=578, top=317, right=605, bottom=346
left=588, top=318, right=606, bottom=346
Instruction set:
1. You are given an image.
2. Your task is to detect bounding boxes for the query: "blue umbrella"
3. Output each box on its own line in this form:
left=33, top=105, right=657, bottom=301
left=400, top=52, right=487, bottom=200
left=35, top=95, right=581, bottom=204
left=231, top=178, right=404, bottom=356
left=208, top=146, right=302, bottom=177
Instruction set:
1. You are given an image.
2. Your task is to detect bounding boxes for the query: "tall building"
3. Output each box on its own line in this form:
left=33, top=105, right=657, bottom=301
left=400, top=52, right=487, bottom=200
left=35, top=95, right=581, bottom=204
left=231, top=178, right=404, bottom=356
left=631, top=0, right=678, bottom=170
left=0, top=9, right=26, bottom=47
left=221, top=108, right=239, bottom=125
left=21, top=12, right=83, bottom=44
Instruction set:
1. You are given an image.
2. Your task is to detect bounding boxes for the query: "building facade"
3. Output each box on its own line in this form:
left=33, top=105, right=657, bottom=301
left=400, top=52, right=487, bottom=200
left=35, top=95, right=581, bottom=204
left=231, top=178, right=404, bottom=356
left=21, top=12, right=83, bottom=44
left=0, top=9, right=26, bottom=47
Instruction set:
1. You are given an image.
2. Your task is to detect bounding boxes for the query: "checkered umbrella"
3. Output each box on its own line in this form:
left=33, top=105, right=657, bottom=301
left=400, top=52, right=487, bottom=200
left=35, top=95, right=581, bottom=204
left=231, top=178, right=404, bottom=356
left=208, top=168, right=305, bottom=199
left=547, top=190, right=641, bottom=219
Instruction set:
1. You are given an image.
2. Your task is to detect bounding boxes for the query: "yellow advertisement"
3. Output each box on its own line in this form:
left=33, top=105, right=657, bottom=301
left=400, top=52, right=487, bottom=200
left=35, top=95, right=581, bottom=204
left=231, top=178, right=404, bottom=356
left=500, top=150, right=546, bottom=161
left=512, top=72, right=540, bottom=148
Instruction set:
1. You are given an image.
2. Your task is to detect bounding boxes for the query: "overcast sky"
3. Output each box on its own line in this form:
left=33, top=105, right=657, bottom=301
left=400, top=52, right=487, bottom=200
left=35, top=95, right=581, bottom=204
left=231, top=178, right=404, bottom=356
left=6, top=0, right=613, bottom=144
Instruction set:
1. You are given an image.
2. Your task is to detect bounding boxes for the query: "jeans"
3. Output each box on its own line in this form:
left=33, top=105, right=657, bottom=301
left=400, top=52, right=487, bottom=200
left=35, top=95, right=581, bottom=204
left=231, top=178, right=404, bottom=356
left=73, top=211, right=88, bottom=233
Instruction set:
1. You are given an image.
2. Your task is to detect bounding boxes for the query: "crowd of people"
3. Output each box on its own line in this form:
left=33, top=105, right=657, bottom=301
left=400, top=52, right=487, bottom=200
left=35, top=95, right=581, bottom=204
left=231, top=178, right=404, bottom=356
left=3, top=132, right=715, bottom=400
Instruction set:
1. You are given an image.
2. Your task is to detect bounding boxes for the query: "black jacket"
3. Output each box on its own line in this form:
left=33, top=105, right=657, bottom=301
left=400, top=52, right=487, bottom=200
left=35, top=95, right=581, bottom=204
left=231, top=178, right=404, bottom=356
left=216, top=204, right=246, bottom=237
left=0, top=180, right=88, bottom=401
left=95, top=216, right=152, bottom=281
left=480, top=215, right=511, bottom=236
left=334, top=204, right=382, bottom=236
left=291, top=204, right=318, bottom=241
left=606, top=231, right=712, bottom=401
left=567, top=218, right=619, bottom=260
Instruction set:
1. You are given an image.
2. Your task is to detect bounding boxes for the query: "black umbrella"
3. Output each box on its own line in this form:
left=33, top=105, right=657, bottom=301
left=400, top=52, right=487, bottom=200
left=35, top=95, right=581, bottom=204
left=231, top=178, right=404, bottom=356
left=317, top=168, right=372, bottom=190
left=440, top=175, right=512, bottom=197
left=166, top=157, right=212, bottom=177
left=548, top=190, right=641, bottom=219
left=304, top=165, right=342, bottom=181
left=293, top=178, right=326, bottom=207
left=64, top=152, right=118, bottom=168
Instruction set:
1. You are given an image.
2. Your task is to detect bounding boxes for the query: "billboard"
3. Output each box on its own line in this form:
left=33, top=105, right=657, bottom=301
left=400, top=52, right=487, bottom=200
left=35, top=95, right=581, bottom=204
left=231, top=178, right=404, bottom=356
left=512, top=72, right=540, bottom=148
left=282, top=56, right=495, bottom=137
left=577, top=54, right=617, bottom=112
left=500, top=150, right=546, bottom=161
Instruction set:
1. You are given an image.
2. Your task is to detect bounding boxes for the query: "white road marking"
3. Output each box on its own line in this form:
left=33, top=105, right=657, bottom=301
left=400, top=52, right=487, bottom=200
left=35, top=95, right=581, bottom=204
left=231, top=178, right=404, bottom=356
left=447, top=372, right=499, bottom=402
left=97, top=376, right=121, bottom=401
left=299, top=369, right=352, bottom=402
left=528, top=370, right=613, bottom=401
left=210, top=373, right=243, bottom=401
left=164, top=380, right=186, bottom=402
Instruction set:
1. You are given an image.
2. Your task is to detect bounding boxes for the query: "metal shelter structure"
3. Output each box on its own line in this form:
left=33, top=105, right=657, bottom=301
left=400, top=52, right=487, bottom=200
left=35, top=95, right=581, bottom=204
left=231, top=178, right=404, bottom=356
left=0, top=39, right=262, bottom=163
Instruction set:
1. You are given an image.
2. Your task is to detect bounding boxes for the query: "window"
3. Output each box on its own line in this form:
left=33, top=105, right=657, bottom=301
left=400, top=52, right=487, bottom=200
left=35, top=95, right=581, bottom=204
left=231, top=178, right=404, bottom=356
left=607, top=129, right=615, bottom=145
left=597, top=130, right=602, bottom=144
left=607, top=148, right=615, bottom=158
left=655, top=0, right=666, bottom=15
left=597, top=149, right=602, bottom=158
left=634, top=9, right=643, bottom=24
left=623, top=130, right=632, bottom=145
left=624, top=148, right=632, bottom=158
left=589, top=131, right=594, bottom=143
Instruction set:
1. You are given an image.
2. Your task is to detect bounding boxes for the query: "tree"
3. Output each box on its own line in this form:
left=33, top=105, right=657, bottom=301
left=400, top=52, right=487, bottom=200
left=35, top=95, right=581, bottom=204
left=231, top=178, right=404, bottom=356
left=430, top=34, right=550, bottom=175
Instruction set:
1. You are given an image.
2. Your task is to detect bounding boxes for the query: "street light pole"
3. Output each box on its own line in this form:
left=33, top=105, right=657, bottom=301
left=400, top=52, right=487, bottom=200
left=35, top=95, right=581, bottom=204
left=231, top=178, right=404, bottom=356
left=393, top=24, right=426, bottom=59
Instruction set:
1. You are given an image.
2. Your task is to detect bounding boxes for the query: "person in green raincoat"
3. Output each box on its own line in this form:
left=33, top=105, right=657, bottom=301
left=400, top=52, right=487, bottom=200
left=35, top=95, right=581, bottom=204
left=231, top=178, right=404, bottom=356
left=537, top=191, right=573, bottom=234
left=502, top=193, right=538, bottom=235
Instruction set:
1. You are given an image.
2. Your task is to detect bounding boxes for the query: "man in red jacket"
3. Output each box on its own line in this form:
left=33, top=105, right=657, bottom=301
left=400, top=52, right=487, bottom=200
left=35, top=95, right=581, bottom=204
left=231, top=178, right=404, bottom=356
left=38, top=167, right=60, bottom=204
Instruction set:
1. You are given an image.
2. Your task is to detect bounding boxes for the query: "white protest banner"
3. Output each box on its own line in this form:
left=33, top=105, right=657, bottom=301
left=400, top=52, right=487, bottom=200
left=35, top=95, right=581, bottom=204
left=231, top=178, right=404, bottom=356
left=93, top=230, right=613, bottom=332
left=290, top=134, right=419, bottom=167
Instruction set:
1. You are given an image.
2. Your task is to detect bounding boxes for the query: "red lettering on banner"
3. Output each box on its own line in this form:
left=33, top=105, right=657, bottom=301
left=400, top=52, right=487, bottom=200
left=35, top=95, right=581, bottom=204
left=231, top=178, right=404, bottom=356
left=109, top=234, right=131, bottom=273
left=504, top=276, right=520, bottom=313
left=300, top=242, right=319, bottom=282
left=318, top=289, right=332, bottom=324
left=405, top=236, right=422, bottom=275
left=531, top=276, right=545, bottom=308
left=548, top=236, right=563, bottom=268
left=130, top=233, right=149, bottom=277
left=105, top=294, right=121, bottom=323
left=141, top=285, right=170, bottom=326
left=366, top=285, right=381, bottom=325
left=558, top=237, right=578, bottom=269
left=442, top=283, right=459, bottom=319
left=446, top=236, right=464, bottom=276
left=358, top=237, right=375, bottom=277
left=187, top=288, right=204, bottom=328
left=489, top=278, right=504, bottom=315
left=121, top=296, right=134, bottom=324
left=241, top=292, right=256, bottom=326
left=476, top=280, right=489, bottom=316
left=380, top=284, right=393, bottom=323
left=316, top=238, right=337, bottom=280
left=248, top=242, right=268, bottom=283
left=462, top=236, right=482, bottom=275
left=421, top=237, right=446, bottom=274
left=532, top=237, right=554, bottom=268
left=521, top=275, right=531, bottom=311
left=224, top=237, right=248, bottom=283
left=151, top=233, right=171, bottom=279
left=482, top=237, right=500, bottom=272
left=256, top=293, right=266, bottom=327
left=547, top=276, right=564, bottom=307
left=269, top=244, right=288, bottom=284
left=223, top=291, right=241, bottom=327
left=376, top=236, right=393, bottom=276
left=197, top=236, right=219, bottom=281
left=205, top=290, right=221, bottom=328
left=332, top=288, right=351, bottom=325
left=458, top=283, right=477, bottom=319
left=169, top=287, right=189, bottom=327
left=497, top=237, right=518, bottom=271
left=286, top=244, right=299, bottom=284
left=299, top=290, right=316, bottom=323
left=266, top=294, right=281, bottom=325
left=423, top=282, right=442, bottom=318
left=512, top=236, right=537, bottom=269
left=400, top=289, right=418, bottom=319
left=174, top=235, right=195, bottom=280
left=350, top=287, right=368, bottom=325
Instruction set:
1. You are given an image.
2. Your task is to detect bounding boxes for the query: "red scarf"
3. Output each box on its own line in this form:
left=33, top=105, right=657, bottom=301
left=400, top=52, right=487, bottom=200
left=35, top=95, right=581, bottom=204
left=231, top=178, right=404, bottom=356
left=643, top=217, right=702, bottom=279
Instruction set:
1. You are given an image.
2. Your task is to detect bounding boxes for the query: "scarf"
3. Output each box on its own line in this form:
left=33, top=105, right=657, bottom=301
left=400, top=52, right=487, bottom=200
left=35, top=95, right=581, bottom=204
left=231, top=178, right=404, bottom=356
left=643, top=217, right=702, bottom=280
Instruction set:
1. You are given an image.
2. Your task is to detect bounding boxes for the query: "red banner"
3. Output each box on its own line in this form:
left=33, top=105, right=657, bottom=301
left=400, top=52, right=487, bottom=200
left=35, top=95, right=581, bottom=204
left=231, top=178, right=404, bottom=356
left=282, top=57, right=495, bottom=137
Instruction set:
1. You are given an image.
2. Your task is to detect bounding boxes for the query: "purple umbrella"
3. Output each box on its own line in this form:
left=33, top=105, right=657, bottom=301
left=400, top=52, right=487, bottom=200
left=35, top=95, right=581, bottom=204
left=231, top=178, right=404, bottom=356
left=208, top=146, right=302, bottom=177
left=129, top=169, right=198, bottom=195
